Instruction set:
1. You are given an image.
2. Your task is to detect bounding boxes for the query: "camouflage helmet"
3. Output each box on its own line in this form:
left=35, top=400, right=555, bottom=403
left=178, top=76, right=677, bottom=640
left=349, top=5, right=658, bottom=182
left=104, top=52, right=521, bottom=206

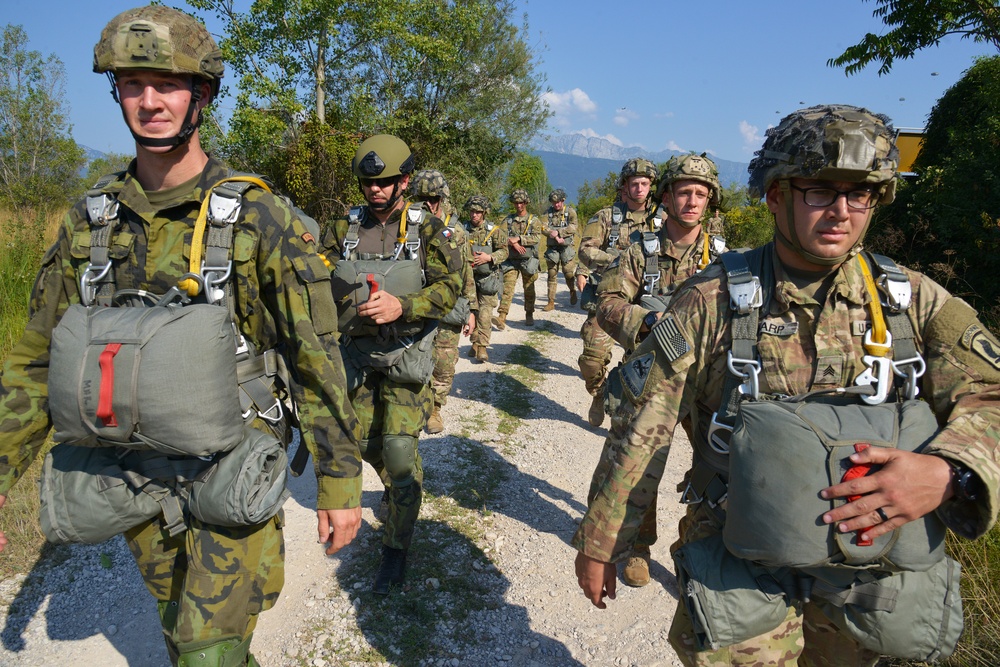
left=618, top=158, right=658, bottom=187
left=747, top=104, right=898, bottom=203
left=465, top=195, right=490, bottom=213
left=352, top=134, right=415, bottom=179
left=410, top=169, right=450, bottom=200
left=94, top=6, right=224, bottom=98
left=510, top=188, right=530, bottom=203
left=548, top=188, right=567, bottom=203
left=656, top=153, right=722, bottom=206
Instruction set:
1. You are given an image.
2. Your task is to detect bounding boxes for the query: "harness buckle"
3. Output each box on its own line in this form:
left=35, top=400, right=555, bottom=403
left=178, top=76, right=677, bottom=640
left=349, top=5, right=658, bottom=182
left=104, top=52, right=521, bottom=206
left=643, top=272, right=661, bottom=294
left=208, top=189, right=242, bottom=225
left=706, top=411, right=733, bottom=454
left=862, top=328, right=893, bottom=356
left=728, top=276, right=763, bottom=315
left=679, top=482, right=703, bottom=505
left=726, top=351, right=761, bottom=400
left=891, top=354, right=926, bottom=400
left=855, top=355, right=893, bottom=405
left=85, top=194, right=119, bottom=225
left=201, top=261, right=233, bottom=304
left=876, top=273, right=912, bottom=312
left=80, top=262, right=113, bottom=305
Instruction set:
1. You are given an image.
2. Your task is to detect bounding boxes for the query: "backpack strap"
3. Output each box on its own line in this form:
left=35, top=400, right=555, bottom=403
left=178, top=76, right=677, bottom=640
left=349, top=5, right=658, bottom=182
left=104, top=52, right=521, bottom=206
left=342, top=207, right=364, bottom=259
left=641, top=232, right=662, bottom=294
left=607, top=203, right=625, bottom=248
left=82, top=172, right=127, bottom=306
left=399, top=203, right=424, bottom=260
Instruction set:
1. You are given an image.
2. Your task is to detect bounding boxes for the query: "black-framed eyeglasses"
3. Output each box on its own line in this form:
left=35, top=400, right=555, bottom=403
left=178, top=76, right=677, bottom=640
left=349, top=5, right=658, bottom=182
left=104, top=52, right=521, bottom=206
left=789, top=184, right=877, bottom=210
left=360, top=176, right=399, bottom=189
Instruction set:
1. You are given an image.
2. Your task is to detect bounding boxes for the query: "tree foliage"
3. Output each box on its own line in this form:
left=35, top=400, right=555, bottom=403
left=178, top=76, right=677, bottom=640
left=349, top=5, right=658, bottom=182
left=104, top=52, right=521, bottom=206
left=0, top=25, right=84, bottom=212
left=720, top=184, right=774, bottom=250
left=504, top=152, right=550, bottom=214
left=829, top=0, right=1000, bottom=76
left=575, top=170, right=617, bottom=222
left=186, top=0, right=550, bottom=215
left=870, top=55, right=1000, bottom=329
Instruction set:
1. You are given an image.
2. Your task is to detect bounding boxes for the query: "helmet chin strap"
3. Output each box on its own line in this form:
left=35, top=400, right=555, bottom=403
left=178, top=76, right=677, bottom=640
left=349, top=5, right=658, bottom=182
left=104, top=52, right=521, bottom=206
left=364, top=179, right=405, bottom=212
left=665, top=195, right=701, bottom=230
left=110, top=75, right=204, bottom=152
left=775, top=180, right=871, bottom=267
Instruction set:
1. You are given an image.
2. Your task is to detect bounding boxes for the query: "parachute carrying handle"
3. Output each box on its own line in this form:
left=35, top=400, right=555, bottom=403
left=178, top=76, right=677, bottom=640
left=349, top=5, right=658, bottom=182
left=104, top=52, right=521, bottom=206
left=841, top=443, right=875, bottom=547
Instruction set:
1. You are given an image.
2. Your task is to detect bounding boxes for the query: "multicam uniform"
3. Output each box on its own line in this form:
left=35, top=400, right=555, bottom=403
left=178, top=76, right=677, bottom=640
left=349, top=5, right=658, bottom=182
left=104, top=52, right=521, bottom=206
left=543, top=202, right=578, bottom=307
left=576, top=199, right=662, bottom=395
left=430, top=210, right=478, bottom=411
left=0, top=158, right=362, bottom=660
left=465, top=217, right=509, bottom=351
left=575, top=248, right=1000, bottom=665
left=321, top=206, right=462, bottom=552
left=498, top=212, right=542, bottom=319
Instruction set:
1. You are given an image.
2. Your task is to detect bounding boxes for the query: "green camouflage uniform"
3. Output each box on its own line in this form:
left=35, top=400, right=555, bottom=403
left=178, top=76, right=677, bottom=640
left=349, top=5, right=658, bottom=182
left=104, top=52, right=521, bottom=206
left=465, top=219, right=509, bottom=349
left=0, top=158, right=362, bottom=658
left=576, top=200, right=660, bottom=395
left=321, top=206, right=462, bottom=549
left=431, top=212, right=478, bottom=409
left=498, top=213, right=542, bottom=318
left=587, top=225, right=717, bottom=554
left=543, top=204, right=579, bottom=305
left=574, top=246, right=1000, bottom=666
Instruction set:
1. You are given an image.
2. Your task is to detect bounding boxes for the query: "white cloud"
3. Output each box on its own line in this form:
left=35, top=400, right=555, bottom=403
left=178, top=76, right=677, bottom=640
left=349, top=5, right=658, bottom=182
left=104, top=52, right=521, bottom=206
left=542, top=88, right=598, bottom=116
left=613, top=108, right=639, bottom=127
left=576, top=128, right=623, bottom=146
left=740, top=120, right=763, bottom=150
left=666, top=140, right=684, bottom=152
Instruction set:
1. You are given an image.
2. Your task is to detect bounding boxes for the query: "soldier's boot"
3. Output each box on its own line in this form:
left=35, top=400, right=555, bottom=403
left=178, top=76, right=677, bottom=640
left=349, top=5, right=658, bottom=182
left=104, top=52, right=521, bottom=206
left=475, top=344, right=489, bottom=363
left=492, top=310, right=507, bottom=331
left=544, top=284, right=556, bottom=311
left=176, top=635, right=252, bottom=667
left=426, top=406, right=444, bottom=434
left=467, top=344, right=477, bottom=358
left=622, top=546, right=651, bottom=587
left=374, top=545, right=407, bottom=595
left=525, top=311, right=534, bottom=326
left=569, top=285, right=578, bottom=306
left=588, top=393, right=606, bottom=427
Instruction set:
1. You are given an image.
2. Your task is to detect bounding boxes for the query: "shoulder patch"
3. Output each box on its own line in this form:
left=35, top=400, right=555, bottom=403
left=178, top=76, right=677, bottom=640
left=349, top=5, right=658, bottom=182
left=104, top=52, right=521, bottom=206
left=621, top=352, right=655, bottom=398
left=442, top=228, right=453, bottom=239
left=650, top=313, right=691, bottom=362
left=963, top=324, right=1000, bottom=370
left=302, top=232, right=315, bottom=245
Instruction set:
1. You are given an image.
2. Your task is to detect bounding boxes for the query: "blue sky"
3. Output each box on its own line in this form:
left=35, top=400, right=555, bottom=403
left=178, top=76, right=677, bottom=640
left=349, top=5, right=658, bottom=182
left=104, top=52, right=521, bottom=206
left=6, top=1, right=996, bottom=161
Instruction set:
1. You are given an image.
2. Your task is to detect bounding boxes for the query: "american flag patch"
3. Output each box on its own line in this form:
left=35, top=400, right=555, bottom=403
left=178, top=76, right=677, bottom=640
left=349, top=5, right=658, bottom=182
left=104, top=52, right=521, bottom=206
left=651, top=314, right=690, bottom=362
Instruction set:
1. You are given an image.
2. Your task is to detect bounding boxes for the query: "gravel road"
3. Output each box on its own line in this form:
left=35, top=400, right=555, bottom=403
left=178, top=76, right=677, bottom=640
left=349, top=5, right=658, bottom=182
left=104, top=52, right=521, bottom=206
left=0, top=280, right=689, bottom=667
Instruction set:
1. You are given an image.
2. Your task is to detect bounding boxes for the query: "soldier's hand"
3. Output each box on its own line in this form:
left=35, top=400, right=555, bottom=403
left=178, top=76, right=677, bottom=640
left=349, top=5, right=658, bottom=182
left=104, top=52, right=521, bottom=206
left=0, top=495, right=7, bottom=553
left=463, top=313, right=476, bottom=337
left=471, top=251, right=492, bottom=267
left=512, top=242, right=526, bottom=255
left=820, top=448, right=953, bottom=542
left=576, top=275, right=587, bottom=293
left=317, top=507, right=361, bottom=555
left=358, top=290, right=403, bottom=324
left=575, top=551, right=616, bottom=609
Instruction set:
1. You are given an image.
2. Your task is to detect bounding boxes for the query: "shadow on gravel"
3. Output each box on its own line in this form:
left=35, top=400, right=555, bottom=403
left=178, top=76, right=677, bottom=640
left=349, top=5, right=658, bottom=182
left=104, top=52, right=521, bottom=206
left=480, top=342, right=579, bottom=379
left=461, top=366, right=593, bottom=431
left=332, top=515, right=585, bottom=666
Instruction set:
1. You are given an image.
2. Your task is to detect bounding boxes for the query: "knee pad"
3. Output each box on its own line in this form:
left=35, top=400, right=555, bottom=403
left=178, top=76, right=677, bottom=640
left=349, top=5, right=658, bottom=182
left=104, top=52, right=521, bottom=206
left=382, top=435, right=416, bottom=487
left=177, top=634, right=251, bottom=667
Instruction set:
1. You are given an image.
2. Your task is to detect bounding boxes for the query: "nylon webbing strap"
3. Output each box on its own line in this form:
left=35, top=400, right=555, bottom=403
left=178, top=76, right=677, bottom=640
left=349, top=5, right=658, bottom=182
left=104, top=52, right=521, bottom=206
left=83, top=172, right=125, bottom=306
left=868, top=253, right=919, bottom=363
left=810, top=576, right=899, bottom=612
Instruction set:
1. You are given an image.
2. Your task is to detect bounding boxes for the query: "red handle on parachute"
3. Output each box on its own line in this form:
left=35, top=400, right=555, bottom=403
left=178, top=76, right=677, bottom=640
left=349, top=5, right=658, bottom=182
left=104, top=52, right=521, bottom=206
left=841, top=443, right=873, bottom=547
left=367, top=273, right=379, bottom=295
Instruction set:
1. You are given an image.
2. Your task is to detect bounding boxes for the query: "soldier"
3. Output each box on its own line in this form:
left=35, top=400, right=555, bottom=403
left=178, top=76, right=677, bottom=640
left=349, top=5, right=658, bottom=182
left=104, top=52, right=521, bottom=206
left=0, top=7, right=363, bottom=666
left=463, top=195, right=508, bottom=363
left=495, top=188, right=542, bottom=328
left=590, top=153, right=725, bottom=587
left=575, top=105, right=998, bottom=666
left=542, top=188, right=579, bottom=311
left=322, top=136, right=463, bottom=594
left=409, top=170, right=478, bottom=434
left=575, top=158, right=663, bottom=427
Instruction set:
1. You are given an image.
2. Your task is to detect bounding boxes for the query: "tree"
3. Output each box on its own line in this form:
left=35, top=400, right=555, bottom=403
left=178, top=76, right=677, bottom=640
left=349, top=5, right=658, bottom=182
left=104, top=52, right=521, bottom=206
left=575, top=171, right=617, bottom=222
left=0, top=24, right=84, bottom=212
left=186, top=0, right=550, bottom=215
left=829, top=0, right=1000, bottom=76
left=85, top=152, right=133, bottom=184
left=504, top=152, right=550, bottom=214
left=719, top=184, right=774, bottom=250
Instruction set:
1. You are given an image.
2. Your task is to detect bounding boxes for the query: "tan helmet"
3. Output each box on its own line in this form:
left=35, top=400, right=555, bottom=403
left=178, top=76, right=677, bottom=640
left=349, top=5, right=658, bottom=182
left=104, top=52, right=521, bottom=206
left=618, top=158, right=658, bottom=187
left=656, top=153, right=722, bottom=206
left=510, top=189, right=530, bottom=204
left=548, top=188, right=567, bottom=203
left=94, top=6, right=224, bottom=99
left=410, top=169, right=450, bottom=200
left=747, top=104, right=898, bottom=203
left=465, top=195, right=490, bottom=213
left=352, top=134, right=415, bottom=179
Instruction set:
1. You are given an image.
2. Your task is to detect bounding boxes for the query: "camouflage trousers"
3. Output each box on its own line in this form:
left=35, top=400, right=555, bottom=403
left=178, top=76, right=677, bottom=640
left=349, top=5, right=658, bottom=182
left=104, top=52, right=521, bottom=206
left=578, top=311, right=615, bottom=394
left=124, top=512, right=284, bottom=663
left=667, top=503, right=880, bottom=667
left=473, top=292, right=498, bottom=347
left=351, top=370, right=431, bottom=550
left=431, top=322, right=463, bottom=408
left=545, top=248, right=576, bottom=302
left=499, top=266, right=538, bottom=315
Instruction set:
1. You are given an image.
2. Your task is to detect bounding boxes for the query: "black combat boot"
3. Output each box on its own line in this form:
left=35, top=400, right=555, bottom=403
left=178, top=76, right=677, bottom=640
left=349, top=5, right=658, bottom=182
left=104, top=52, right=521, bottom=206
left=373, top=545, right=407, bottom=595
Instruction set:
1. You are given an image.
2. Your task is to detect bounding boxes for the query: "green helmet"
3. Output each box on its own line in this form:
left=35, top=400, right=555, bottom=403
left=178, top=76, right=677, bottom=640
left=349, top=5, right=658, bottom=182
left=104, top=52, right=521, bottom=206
left=549, top=188, right=567, bottom=203
left=410, top=169, right=450, bottom=200
left=510, top=189, right=530, bottom=203
left=352, top=134, right=415, bottom=179
left=747, top=104, right=898, bottom=203
left=465, top=195, right=490, bottom=212
left=656, top=153, right=722, bottom=206
left=94, top=6, right=224, bottom=98
left=618, top=158, right=658, bottom=187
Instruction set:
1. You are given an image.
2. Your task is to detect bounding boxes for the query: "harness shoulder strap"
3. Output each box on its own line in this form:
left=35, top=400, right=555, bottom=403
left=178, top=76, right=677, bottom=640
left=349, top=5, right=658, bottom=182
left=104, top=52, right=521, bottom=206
left=343, top=207, right=364, bottom=259
left=82, top=171, right=128, bottom=306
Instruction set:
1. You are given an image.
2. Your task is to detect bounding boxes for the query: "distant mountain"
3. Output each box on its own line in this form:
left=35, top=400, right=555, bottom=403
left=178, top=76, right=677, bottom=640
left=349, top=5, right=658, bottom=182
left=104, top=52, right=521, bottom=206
left=530, top=133, right=749, bottom=203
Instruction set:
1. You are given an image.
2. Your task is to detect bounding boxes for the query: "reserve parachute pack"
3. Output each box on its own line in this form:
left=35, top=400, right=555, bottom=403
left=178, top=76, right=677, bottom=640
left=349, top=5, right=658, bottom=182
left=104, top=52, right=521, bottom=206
left=438, top=212, right=471, bottom=327
left=670, top=245, right=962, bottom=660
left=42, top=172, right=294, bottom=541
left=467, top=221, right=504, bottom=295
left=332, top=204, right=436, bottom=387
left=502, top=214, right=540, bottom=276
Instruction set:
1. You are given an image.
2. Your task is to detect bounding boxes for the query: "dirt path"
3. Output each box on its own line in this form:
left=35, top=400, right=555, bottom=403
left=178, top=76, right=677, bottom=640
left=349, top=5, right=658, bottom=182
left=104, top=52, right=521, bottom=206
left=0, top=279, right=688, bottom=666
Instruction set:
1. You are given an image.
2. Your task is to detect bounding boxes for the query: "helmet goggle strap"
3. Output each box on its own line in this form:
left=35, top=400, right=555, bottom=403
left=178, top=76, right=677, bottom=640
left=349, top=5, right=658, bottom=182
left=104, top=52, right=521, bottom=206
left=109, top=73, right=206, bottom=152
left=775, top=179, right=871, bottom=267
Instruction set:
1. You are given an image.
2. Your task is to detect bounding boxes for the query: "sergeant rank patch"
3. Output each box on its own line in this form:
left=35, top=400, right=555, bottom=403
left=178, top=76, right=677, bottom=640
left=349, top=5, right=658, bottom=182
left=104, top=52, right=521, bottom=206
left=622, top=352, right=655, bottom=398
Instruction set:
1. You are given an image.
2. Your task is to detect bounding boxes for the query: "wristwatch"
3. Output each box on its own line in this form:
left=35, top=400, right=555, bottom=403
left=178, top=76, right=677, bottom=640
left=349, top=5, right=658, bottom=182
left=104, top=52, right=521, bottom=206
left=638, top=311, right=659, bottom=343
left=947, top=460, right=982, bottom=502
